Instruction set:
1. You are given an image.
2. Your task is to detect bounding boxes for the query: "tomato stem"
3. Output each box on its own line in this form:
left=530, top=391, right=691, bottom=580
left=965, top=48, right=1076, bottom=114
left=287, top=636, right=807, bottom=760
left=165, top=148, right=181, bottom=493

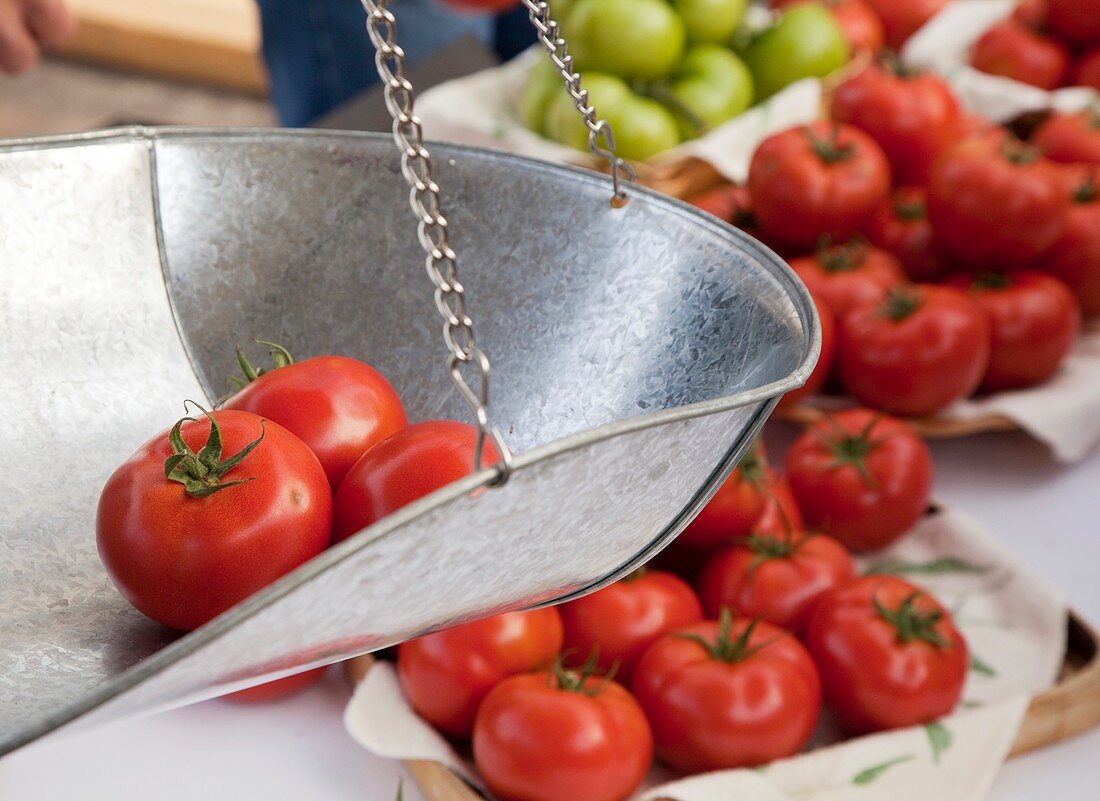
left=803, top=124, right=855, bottom=165
left=1074, top=173, right=1099, bottom=205
left=676, top=609, right=785, bottom=663
left=877, top=286, right=923, bottom=322
left=548, top=650, right=618, bottom=696
left=818, top=237, right=869, bottom=273
left=878, top=50, right=920, bottom=79
left=164, top=402, right=264, bottom=498
left=972, top=271, right=1013, bottom=290
left=1000, top=136, right=1042, bottom=166
left=893, top=194, right=926, bottom=222
left=873, top=591, right=949, bottom=648
left=229, top=339, right=296, bottom=391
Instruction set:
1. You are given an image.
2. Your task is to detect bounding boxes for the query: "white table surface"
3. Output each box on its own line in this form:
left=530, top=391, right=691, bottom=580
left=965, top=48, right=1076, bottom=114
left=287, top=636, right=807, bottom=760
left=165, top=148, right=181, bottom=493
left=3, top=426, right=1099, bottom=801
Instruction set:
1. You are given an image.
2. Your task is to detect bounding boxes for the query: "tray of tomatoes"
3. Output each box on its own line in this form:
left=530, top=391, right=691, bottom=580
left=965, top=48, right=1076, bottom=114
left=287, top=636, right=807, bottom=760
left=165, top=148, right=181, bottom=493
left=690, top=35, right=1100, bottom=460
left=342, top=410, right=1098, bottom=801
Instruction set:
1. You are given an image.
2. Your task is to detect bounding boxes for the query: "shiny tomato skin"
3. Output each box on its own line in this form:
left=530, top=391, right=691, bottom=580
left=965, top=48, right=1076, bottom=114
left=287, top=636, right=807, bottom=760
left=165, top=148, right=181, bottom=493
left=397, top=608, right=564, bottom=738
left=804, top=575, right=968, bottom=734
left=332, top=420, right=497, bottom=543
left=96, top=410, right=332, bottom=632
left=1039, top=177, right=1100, bottom=315
left=927, top=136, right=1068, bottom=269
left=865, top=187, right=945, bottom=282
left=970, top=20, right=1070, bottom=90
left=223, top=355, right=407, bottom=488
left=697, top=532, right=855, bottom=631
left=1046, top=0, right=1100, bottom=48
left=785, top=409, right=933, bottom=550
left=946, top=272, right=1081, bottom=391
left=748, top=121, right=892, bottom=251
left=473, top=672, right=652, bottom=801
left=861, top=0, right=946, bottom=49
left=631, top=618, right=822, bottom=771
left=831, top=62, right=962, bottom=185
left=779, top=292, right=837, bottom=408
left=677, top=445, right=771, bottom=549
left=1033, top=111, right=1100, bottom=166
left=559, top=570, right=702, bottom=682
left=226, top=667, right=327, bottom=703
left=1074, top=48, right=1100, bottom=91
left=790, top=241, right=905, bottom=320
left=838, top=285, right=991, bottom=417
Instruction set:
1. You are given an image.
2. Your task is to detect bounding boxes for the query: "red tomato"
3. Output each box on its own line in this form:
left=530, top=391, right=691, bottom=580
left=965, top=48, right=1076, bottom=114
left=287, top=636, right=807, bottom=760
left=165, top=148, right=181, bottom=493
left=559, top=569, right=703, bottom=682
left=697, top=531, right=855, bottom=632
left=473, top=667, right=652, bottom=801
left=1040, top=173, right=1100, bottom=315
left=677, top=443, right=771, bottom=549
left=226, top=667, right=327, bottom=703
left=439, top=0, right=520, bottom=10
left=690, top=183, right=752, bottom=228
left=785, top=409, right=933, bottom=550
left=838, top=285, right=991, bottom=417
left=1046, top=0, right=1100, bottom=48
left=222, top=346, right=407, bottom=488
left=397, top=608, right=564, bottom=738
left=779, top=292, right=837, bottom=408
left=970, top=20, right=1070, bottom=91
left=96, top=409, right=331, bottom=631
left=748, top=122, right=892, bottom=251
left=927, top=135, right=1068, bottom=269
left=773, top=0, right=886, bottom=55
left=861, top=0, right=946, bottom=49
left=865, top=187, right=945, bottom=282
left=753, top=473, right=806, bottom=536
left=831, top=60, right=961, bottom=185
left=804, top=575, right=968, bottom=734
left=1073, top=48, right=1100, bottom=91
left=790, top=239, right=906, bottom=319
left=1011, top=0, right=1048, bottom=28
left=946, top=271, right=1081, bottom=391
left=1033, top=110, right=1100, bottom=166
left=631, top=614, right=822, bottom=771
left=332, top=420, right=498, bottom=543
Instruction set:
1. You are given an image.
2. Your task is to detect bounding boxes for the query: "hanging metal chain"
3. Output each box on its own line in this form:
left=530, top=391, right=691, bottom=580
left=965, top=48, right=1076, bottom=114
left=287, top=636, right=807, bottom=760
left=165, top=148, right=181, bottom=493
left=360, top=0, right=513, bottom=485
left=520, top=0, right=636, bottom=203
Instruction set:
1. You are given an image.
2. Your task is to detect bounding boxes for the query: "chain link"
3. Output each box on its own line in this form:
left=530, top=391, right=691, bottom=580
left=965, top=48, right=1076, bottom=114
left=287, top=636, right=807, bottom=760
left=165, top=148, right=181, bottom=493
left=520, top=0, right=637, bottom=203
left=359, top=0, right=514, bottom=485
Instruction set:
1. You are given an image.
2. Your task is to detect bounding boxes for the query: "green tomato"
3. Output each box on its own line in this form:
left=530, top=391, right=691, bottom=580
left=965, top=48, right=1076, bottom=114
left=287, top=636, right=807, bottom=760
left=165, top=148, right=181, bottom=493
left=520, top=59, right=564, bottom=135
left=605, top=96, right=681, bottom=161
left=570, top=0, right=685, bottom=80
left=667, top=45, right=754, bottom=139
left=671, top=0, right=748, bottom=45
left=544, top=72, right=679, bottom=161
left=743, top=3, right=849, bottom=100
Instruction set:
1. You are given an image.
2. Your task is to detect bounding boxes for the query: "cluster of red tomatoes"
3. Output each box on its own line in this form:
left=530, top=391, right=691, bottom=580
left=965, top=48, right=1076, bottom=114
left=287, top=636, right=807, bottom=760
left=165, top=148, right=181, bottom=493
left=971, top=0, right=1100, bottom=91
left=694, top=50, right=1096, bottom=419
left=95, top=344, right=495, bottom=699
left=395, top=409, right=965, bottom=801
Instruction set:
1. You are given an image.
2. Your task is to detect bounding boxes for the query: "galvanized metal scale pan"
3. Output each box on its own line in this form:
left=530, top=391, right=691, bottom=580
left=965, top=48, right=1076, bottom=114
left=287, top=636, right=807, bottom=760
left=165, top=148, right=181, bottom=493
left=0, top=0, right=818, bottom=759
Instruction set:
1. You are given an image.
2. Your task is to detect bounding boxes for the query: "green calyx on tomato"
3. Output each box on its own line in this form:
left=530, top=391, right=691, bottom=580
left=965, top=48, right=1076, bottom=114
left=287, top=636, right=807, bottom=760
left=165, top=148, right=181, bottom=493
left=676, top=609, right=780, bottom=663
left=738, top=444, right=767, bottom=484
left=164, top=405, right=264, bottom=498
left=1074, top=174, right=1099, bottom=204
left=1001, top=137, right=1043, bottom=166
left=814, top=412, right=884, bottom=486
left=872, top=591, right=949, bottom=648
left=803, top=124, right=856, bottom=164
left=893, top=194, right=927, bottom=222
left=548, top=650, right=618, bottom=695
left=972, top=272, right=1014, bottom=291
left=231, top=339, right=295, bottom=390
left=818, top=238, right=869, bottom=273
left=877, top=285, right=923, bottom=321
left=877, top=50, right=920, bottom=79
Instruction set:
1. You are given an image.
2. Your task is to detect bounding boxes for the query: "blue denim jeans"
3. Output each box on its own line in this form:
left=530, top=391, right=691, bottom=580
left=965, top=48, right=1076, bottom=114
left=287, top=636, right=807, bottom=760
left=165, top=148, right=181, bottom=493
left=256, top=0, right=533, bottom=126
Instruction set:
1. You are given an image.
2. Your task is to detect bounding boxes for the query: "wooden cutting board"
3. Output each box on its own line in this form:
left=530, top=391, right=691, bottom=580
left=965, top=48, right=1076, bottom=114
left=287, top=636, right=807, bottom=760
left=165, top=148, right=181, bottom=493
left=58, top=0, right=267, bottom=95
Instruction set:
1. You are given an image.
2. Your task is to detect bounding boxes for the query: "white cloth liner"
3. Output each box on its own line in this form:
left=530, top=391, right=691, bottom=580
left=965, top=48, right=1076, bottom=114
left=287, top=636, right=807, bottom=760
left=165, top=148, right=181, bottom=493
left=345, top=506, right=1066, bottom=801
left=901, top=0, right=1098, bottom=122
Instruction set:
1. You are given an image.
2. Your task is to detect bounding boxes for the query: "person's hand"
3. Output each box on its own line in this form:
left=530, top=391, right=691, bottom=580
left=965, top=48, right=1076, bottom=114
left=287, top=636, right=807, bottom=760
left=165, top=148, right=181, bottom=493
left=0, top=0, right=74, bottom=75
